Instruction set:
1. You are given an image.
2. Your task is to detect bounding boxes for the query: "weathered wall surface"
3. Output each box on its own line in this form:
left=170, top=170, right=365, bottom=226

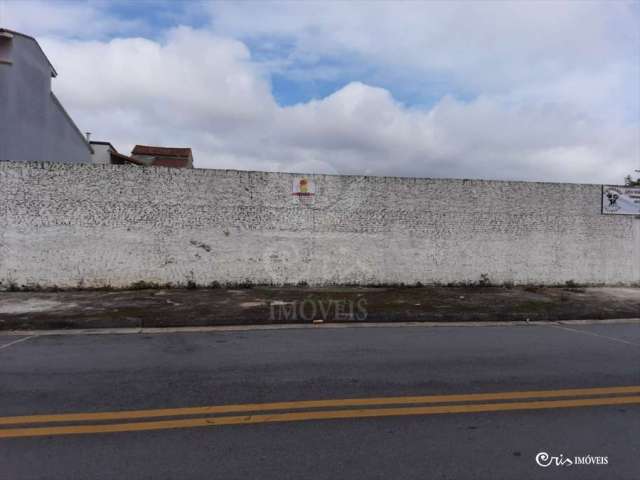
left=1, top=161, right=638, bottom=288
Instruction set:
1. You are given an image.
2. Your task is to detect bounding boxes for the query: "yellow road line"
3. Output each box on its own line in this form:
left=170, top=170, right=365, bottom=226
left=1, top=385, right=639, bottom=426
left=1, top=395, right=639, bottom=439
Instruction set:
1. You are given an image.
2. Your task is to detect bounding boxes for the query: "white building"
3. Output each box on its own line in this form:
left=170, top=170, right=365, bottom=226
left=89, top=141, right=117, bottom=165
left=89, top=140, right=143, bottom=166
left=0, top=28, right=92, bottom=163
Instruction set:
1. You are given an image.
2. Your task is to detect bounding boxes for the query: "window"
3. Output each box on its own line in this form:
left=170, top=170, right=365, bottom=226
left=0, top=32, right=13, bottom=65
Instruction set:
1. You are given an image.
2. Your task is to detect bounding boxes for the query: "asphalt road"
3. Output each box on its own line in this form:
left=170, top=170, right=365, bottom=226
left=1, top=322, right=639, bottom=479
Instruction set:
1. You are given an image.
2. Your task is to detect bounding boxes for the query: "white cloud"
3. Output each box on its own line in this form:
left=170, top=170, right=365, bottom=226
left=208, top=1, right=639, bottom=92
left=6, top=2, right=639, bottom=183
left=44, top=28, right=275, bottom=124
left=41, top=27, right=277, bottom=167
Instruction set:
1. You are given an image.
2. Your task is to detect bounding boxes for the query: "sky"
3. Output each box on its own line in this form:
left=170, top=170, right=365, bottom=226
left=2, top=0, right=639, bottom=183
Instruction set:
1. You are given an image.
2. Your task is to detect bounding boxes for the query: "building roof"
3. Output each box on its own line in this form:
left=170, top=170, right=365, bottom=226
left=110, top=151, right=145, bottom=165
left=0, top=28, right=57, bottom=77
left=131, top=145, right=192, bottom=158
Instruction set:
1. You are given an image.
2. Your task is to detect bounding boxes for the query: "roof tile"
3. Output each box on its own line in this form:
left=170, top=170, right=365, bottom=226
left=131, top=145, right=192, bottom=158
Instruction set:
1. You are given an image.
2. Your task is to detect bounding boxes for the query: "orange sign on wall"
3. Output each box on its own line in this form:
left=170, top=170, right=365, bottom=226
left=292, top=177, right=315, bottom=196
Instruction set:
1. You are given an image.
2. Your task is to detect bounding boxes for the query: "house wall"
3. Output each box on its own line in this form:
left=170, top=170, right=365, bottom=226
left=90, top=144, right=113, bottom=165
left=0, top=161, right=638, bottom=289
left=0, top=34, right=91, bottom=164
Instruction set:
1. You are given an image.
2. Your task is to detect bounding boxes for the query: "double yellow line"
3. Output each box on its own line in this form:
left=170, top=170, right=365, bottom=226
left=1, top=386, right=639, bottom=439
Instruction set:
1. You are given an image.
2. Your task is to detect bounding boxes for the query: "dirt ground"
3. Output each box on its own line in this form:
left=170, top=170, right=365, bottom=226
left=1, top=286, right=639, bottom=330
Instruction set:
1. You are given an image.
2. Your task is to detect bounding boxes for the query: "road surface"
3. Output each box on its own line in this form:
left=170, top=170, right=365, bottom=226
left=1, top=321, right=639, bottom=479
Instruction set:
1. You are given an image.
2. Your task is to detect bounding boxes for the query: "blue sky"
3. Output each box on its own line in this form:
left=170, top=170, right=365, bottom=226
left=3, top=0, right=639, bottom=182
left=90, top=0, right=456, bottom=107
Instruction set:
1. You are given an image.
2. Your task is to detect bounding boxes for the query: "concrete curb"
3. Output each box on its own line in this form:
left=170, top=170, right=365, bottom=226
left=1, top=318, right=639, bottom=336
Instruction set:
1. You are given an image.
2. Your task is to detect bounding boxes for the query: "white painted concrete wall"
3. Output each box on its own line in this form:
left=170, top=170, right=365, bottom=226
left=0, top=161, right=638, bottom=289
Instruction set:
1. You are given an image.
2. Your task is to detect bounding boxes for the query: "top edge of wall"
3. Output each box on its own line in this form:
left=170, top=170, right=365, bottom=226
left=0, top=159, right=613, bottom=188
